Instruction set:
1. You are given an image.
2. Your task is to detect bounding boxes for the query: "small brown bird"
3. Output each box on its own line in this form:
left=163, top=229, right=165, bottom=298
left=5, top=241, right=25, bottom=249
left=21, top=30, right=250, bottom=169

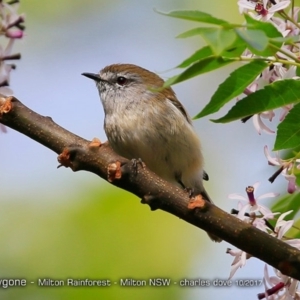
left=83, top=64, right=220, bottom=242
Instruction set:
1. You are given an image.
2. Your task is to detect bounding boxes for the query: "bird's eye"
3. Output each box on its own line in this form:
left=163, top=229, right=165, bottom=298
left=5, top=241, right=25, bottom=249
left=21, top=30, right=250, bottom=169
left=116, top=76, right=127, bottom=86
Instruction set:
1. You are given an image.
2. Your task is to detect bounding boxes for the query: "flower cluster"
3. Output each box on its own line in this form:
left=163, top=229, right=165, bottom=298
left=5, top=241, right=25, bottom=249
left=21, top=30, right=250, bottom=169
left=260, top=264, right=300, bottom=299
left=238, top=0, right=291, bottom=21
left=0, top=0, right=25, bottom=132
left=239, top=0, right=297, bottom=135
left=264, top=146, right=300, bottom=194
left=228, top=183, right=300, bottom=299
left=237, top=0, right=300, bottom=193
left=0, top=0, right=24, bottom=92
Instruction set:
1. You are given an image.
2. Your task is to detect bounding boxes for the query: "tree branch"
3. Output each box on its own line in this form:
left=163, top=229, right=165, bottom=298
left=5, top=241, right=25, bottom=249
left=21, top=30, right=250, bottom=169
left=1, top=96, right=300, bottom=280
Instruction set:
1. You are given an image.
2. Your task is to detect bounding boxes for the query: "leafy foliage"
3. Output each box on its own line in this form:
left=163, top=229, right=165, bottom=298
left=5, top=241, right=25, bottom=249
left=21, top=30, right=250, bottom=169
left=195, top=60, right=268, bottom=118
left=162, top=6, right=300, bottom=232
left=271, top=192, right=300, bottom=221
left=161, top=8, right=300, bottom=155
left=211, top=80, right=300, bottom=123
left=275, top=103, right=300, bottom=150
left=164, top=11, right=298, bottom=132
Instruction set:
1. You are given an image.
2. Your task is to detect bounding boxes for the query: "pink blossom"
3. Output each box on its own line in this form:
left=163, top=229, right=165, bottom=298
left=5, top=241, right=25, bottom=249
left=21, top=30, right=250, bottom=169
left=229, top=182, right=279, bottom=220
left=238, top=0, right=291, bottom=21
left=227, top=248, right=248, bottom=279
left=5, top=28, right=23, bottom=39
left=264, top=146, right=299, bottom=193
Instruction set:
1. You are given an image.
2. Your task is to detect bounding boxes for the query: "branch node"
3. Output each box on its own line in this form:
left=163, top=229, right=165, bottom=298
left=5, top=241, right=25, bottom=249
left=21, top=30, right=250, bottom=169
left=89, top=137, right=102, bottom=149
left=0, top=96, right=13, bottom=115
left=187, top=194, right=206, bottom=210
left=45, top=116, right=54, bottom=122
left=107, top=161, right=122, bottom=182
left=141, top=194, right=160, bottom=211
left=57, top=148, right=74, bottom=170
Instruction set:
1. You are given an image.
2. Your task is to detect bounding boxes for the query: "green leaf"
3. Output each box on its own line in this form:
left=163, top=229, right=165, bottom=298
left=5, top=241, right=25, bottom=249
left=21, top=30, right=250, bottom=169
left=212, top=79, right=300, bottom=123
left=271, top=193, right=300, bottom=220
left=177, top=44, right=246, bottom=68
left=290, top=218, right=300, bottom=239
left=195, top=60, right=268, bottom=119
left=245, top=14, right=282, bottom=39
left=274, top=103, right=300, bottom=150
left=177, top=41, right=246, bottom=69
left=235, top=28, right=269, bottom=53
left=221, top=43, right=247, bottom=58
left=164, top=56, right=234, bottom=86
left=294, top=167, right=300, bottom=187
left=177, top=46, right=213, bottom=68
left=270, top=35, right=300, bottom=44
left=242, top=14, right=282, bottom=56
left=156, top=9, right=229, bottom=25
left=178, top=27, right=237, bottom=56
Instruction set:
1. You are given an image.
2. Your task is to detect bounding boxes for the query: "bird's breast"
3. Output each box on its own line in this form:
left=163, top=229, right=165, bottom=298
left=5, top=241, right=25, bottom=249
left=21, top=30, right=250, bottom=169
left=103, top=98, right=203, bottom=187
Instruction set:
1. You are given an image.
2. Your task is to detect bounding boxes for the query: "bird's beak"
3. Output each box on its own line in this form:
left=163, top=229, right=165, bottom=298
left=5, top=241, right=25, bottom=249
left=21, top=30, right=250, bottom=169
left=81, top=72, right=101, bottom=82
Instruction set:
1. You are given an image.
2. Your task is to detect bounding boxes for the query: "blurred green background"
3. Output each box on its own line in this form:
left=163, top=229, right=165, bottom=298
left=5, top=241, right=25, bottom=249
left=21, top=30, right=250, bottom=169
left=0, top=0, right=293, bottom=299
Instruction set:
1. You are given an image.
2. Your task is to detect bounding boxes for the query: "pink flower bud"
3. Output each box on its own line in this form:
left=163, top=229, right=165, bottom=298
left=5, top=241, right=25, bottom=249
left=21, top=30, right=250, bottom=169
left=5, top=29, right=23, bottom=39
